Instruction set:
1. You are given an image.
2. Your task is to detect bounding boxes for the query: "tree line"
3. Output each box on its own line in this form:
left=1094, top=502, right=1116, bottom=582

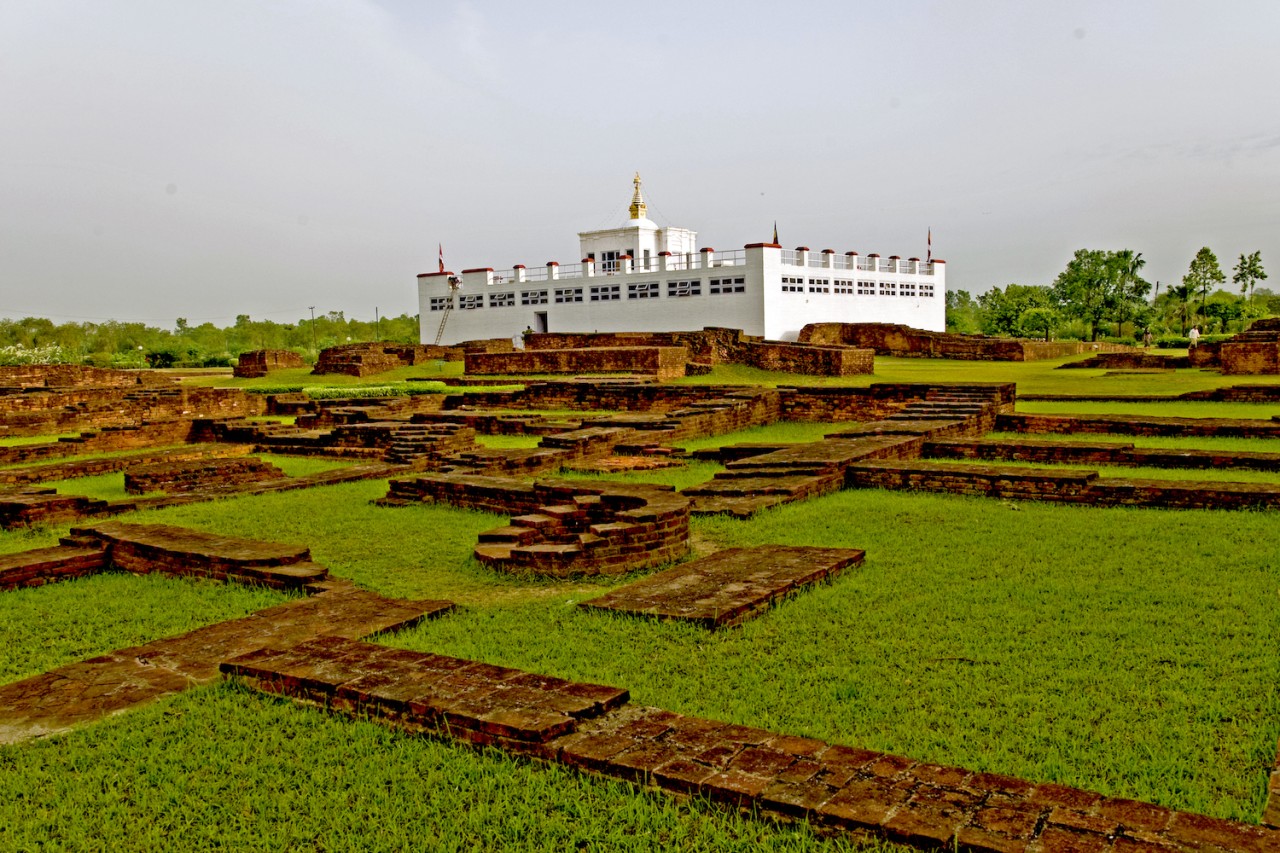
left=947, top=248, right=1270, bottom=343
left=0, top=312, right=421, bottom=367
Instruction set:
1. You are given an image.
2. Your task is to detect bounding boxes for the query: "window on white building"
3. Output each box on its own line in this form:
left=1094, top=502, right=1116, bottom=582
left=459, top=295, right=483, bottom=310
left=878, top=282, right=896, bottom=296
left=428, top=296, right=452, bottom=312
left=920, top=284, right=935, bottom=297
left=782, top=276, right=804, bottom=293
left=834, top=279, right=854, bottom=294
left=899, top=283, right=917, bottom=297
left=667, top=279, right=702, bottom=297
left=857, top=280, right=876, bottom=295
left=808, top=278, right=830, bottom=294
left=554, top=288, right=583, bottom=303
left=590, top=284, right=620, bottom=301
left=489, top=292, right=515, bottom=308
left=709, top=277, right=745, bottom=294
left=521, top=290, right=548, bottom=305
left=628, top=281, right=659, bottom=299
left=600, top=251, right=619, bottom=273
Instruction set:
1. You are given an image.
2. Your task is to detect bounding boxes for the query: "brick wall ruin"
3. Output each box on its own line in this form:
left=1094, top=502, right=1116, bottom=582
left=799, top=323, right=1131, bottom=361
left=124, top=456, right=286, bottom=494
left=521, top=328, right=873, bottom=377
left=0, top=365, right=172, bottom=390
left=233, top=349, right=306, bottom=378
left=465, top=347, right=690, bottom=380
left=313, top=340, right=514, bottom=377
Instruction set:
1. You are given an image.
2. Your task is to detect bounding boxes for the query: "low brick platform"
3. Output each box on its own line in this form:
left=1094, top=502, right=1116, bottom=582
left=579, top=546, right=864, bottom=629
left=69, top=522, right=327, bottom=590
left=847, top=460, right=1280, bottom=510
left=925, top=438, right=1280, bottom=472
left=0, top=488, right=112, bottom=529
left=684, top=435, right=925, bottom=518
left=466, top=346, right=689, bottom=380
left=225, top=638, right=1280, bottom=852
left=0, top=583, right=451, bottom=744
left=0, top=444, right=252, bottom=488
left=0, top=545, right=107, bottom=591
left=123, top=456, right=286, bottom=494
left=997, top=413, right=1280, bottom=438
left=222, top=635, right=628, bottom=749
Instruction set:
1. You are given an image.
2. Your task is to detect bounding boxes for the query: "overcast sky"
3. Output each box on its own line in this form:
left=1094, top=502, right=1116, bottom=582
left=2, top=1, right=1278, bottom=327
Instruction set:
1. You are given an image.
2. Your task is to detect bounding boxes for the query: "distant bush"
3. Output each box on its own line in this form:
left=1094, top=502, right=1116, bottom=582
left=0, top=344, right=76, bottom=365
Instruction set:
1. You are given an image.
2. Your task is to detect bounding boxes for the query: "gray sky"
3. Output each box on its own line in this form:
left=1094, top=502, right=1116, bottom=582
left=2, top=0, right=1278, bottom=326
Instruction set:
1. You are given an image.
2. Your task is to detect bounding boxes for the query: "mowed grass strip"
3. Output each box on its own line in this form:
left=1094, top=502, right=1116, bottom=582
left=0, top=682, right=900, bottom=853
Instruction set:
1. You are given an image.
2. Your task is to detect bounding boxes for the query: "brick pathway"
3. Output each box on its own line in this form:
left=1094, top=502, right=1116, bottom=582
left=225, top=636, right=1280, bottom=852
left=0, top=582, right=451, bottom=744
left=579, top=546, right=864, bottom=629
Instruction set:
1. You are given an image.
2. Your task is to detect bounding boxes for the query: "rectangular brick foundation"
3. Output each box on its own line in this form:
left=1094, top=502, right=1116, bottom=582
left=466, top=347, right=690, bottom=380
left=579, top=546, right=864, bottom=628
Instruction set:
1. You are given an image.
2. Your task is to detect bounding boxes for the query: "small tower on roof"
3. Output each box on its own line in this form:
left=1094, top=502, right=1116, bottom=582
left=629, top=172, right=647, bottom=220
left=577, top=174, right=697, bottom=272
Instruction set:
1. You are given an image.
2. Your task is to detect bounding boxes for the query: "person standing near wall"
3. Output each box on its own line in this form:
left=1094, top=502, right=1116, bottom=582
left=1188, top=326, right=1200, bottom=348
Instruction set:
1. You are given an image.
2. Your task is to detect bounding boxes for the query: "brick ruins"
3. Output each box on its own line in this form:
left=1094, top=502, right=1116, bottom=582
left=519, top=328, right=874, bottom=377
left=311, top=339, right=513, bottom=377
left=123, top=456, right=285, bottom=494
left=1183, top=318, right=1280, bottom=375
left=232, top=349, right=306, bottom=377
left=6, top=361, right=1280, bottom=850
left=799, top=322, right=1132, bottom=361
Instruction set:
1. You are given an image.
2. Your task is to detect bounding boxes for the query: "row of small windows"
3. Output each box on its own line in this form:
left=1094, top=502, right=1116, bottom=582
left=429, top=281, right=750, bottom=311
left=782, top=278, right=937, bottom=298
left=427, top=278, right=936, bottom=311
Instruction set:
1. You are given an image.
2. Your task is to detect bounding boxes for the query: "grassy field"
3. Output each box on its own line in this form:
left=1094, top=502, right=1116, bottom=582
left=3, top=361, right=1280, bottom=847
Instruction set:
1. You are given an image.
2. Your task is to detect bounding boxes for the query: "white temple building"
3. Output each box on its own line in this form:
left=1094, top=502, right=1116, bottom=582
left=418, top=175, right=945, bottom=346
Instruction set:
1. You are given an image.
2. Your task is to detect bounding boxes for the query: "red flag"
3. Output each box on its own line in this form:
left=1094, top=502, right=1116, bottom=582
left=438, top=243, right=445, bottom=273
left=927, top=228, right=932, bottom=263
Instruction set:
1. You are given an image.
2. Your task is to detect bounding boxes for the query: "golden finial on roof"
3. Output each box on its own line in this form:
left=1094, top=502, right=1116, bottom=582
left=628, top=172, right=647, bottom=220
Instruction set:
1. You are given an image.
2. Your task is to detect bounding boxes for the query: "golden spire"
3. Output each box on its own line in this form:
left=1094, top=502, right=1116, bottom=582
left=628, top=172, right=647, bottom=220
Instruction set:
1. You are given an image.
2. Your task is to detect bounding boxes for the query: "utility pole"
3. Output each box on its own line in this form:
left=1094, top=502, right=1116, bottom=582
left=375, top=306, right=380, bottom=341
left=309, top=306, right=317, bottom=356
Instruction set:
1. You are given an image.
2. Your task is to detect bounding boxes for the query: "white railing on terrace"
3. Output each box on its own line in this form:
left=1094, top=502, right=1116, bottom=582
left=857, top=258, right=875, bottom=271
left=781, top=250, right=800, bottom=265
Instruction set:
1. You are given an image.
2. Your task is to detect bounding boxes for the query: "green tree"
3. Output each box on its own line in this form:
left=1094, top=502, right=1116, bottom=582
left=945, top=289, right=982, bottom=334
left=977, top=284, right=1052, bottom=337
left=1050, top=249, right=1151, bottom=341
left=1018, top=306, right=1059, bottom=341
left=1183, top=247, right=1225, bottom=317
left=1233, top=251, right=1267, bottom=301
